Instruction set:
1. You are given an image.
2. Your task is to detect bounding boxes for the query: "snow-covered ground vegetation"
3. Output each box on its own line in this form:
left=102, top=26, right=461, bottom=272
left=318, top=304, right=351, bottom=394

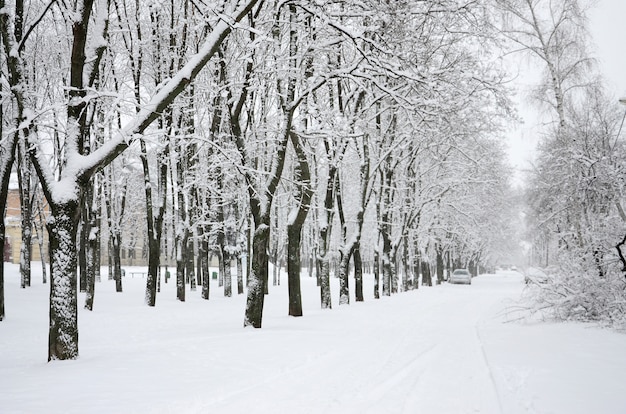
left=523, top=262, right=626, bottom=328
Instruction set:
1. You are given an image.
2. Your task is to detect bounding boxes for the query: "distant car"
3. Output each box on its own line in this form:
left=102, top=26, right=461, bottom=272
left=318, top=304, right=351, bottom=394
left=449, top=269, right=472, bottom=285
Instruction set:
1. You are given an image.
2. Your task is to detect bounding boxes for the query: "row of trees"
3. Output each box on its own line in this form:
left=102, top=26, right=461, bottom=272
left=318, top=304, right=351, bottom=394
left=1, top=0, right=519, bottom=361
left=500, top=0, right=626, bottom=324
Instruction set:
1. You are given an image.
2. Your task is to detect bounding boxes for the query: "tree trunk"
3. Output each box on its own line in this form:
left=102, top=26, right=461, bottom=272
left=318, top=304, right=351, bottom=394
left=287, top=224, right=303, bottom=316
left=112, top=233, right=123, bottom=292
left=145, top=234, right=161, bottom=306
left=187, top=239, right=196, bottom=291
left=286, top=129, right=312, bottom=315
left=47, top=200, right=81, bottom=361
left=176, top=230, right=187, bottom=302
left=84, top=221, right=98, bottom=311
left=421, top=260, right=432, bottom=287
left=244, top=223, right=269, bottom=327
left=223, top=250, right=232, bottom=297
left=402, top=239, right=410, bottom=291
left=373, top=250, right=380, bottom=299
left=354, top=245, right=363, bottom=302
left=317, top=164, right=336, bottom=309
left=142, top=140, right=167, bottom=307
left=83, top=176, right=99, bottom=310
left=237, top=254, right=244, bottom=295
left=33, top=205, right=47, bottom=284
left=382, top=245, right=392, bottom=297
left=338, top=250, right=352, bottom=305
left=201, top=235, right=210, bottom=300
left=18, top=140, right=32, bottom=289
left=436, top=247, right=444, bottom=285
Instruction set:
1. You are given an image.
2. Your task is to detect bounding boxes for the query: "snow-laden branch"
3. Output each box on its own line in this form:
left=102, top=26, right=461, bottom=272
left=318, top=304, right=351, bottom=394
left=72, top=0, right=261, bottom=184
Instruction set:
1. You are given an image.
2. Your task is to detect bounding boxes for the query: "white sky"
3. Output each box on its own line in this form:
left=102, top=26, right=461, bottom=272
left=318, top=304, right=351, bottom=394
left=506, top=0, right=626, bottom=185
left=589, top=0, right=626, bottom=97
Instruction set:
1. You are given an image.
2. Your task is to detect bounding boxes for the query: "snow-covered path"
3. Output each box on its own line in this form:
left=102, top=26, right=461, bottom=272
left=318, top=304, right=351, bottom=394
left=2, top=265, right=626, bottom=413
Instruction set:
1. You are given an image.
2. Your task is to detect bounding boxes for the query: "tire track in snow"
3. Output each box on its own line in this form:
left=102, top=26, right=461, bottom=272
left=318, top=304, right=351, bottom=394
left=475, top=324, right=504, bottom=414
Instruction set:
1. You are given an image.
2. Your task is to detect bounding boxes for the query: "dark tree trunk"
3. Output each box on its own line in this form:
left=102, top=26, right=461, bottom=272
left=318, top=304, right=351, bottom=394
left=175, top=134, right=188, bottom=301
left=218, top=248, right=225, bottom=287
left=223, top=249, right=232, bottom=297
left=112, top=233, right=123, bottom=292
left=402, top=239, right=410, bottom=291
left=421, top=261, right=432, bottom=287
left=0, top=221, right=4, bottom=321
left=176, top=232, right=187, bottom=302
left=244, top=223, right=269, bottom=327
left=287, top=224, right=303, bottom=316
left=83, top=176, right=99, bottom=310
left=145, top=234, right=161, bottom=306
left=47, top=200, right=81, bottom=361
left=286, top=131, right=312, bottom=316
left=271, top=204, right=279, bottom=288
left=317, top=164, right=336, bottom=309
left=237, top=253, right=244, bottom=295
left=187, top=239, right=196, bottom=291
left=0, top=145, right=15, bottom=320
left=142, top=140, right=168, bottom=307
left=373, top=250, right=380, bottom=299
left=436, top=247, right=444, bottom=284
left=84, top=219, right=98, bottom=311
left=354, top=245, right=363, bottom=302
left=201, top=235, right=210, bottom=300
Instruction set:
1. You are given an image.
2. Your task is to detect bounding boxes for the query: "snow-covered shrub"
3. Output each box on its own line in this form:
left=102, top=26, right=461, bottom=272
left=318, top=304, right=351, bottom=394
left=523, top=257, right=626, bottom=328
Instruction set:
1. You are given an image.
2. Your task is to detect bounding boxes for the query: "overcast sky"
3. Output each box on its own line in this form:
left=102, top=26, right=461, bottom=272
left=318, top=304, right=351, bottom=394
left=589, top=0, right=626, bottom=96
left=506, top=0, right=626, bottom=185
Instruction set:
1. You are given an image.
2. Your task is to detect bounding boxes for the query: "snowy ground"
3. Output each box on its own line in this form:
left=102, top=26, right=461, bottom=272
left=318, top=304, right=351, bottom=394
left=2, top=264, right=626, bottom=414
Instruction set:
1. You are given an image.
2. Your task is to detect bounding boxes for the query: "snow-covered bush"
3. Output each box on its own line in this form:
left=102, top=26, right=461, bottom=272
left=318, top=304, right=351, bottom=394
left=523, top=258, right=626, bottom=328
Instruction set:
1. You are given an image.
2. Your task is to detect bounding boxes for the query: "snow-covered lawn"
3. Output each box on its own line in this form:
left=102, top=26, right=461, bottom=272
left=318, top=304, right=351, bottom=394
left=2, top=264, right=626, bottom=413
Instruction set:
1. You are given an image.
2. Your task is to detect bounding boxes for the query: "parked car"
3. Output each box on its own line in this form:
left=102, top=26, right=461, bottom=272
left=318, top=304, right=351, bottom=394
left=449, top=268, right=472, bottom=285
